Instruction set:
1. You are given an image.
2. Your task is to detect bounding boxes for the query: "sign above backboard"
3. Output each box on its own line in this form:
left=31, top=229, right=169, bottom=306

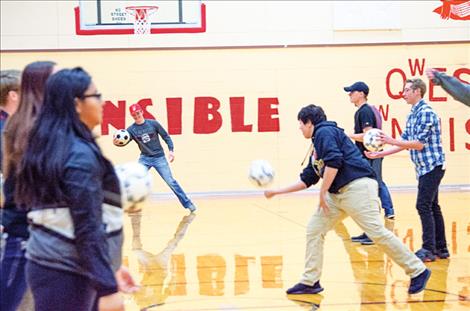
left=75, top=0, right=206, bottom=35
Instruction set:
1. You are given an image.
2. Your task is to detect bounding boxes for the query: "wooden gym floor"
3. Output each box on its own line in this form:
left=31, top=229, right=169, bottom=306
left=122, top=190, right=470, bottom=311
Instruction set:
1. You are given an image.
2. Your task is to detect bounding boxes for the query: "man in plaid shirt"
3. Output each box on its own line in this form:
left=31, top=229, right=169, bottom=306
left=365, top=78, right=447, bottom=263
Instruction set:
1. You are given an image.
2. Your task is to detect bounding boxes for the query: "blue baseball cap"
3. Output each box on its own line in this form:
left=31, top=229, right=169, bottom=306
left=344, top=81, right=369, bottom=95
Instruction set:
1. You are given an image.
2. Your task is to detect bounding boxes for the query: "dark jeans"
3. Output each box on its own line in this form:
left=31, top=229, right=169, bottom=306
left=0, top=235, right=28, bottom=311
left=26, top=261, right=99, bottom=311
left=369, top=158, right=394, bottom=215
left=416, top=165, right=446, bottom=252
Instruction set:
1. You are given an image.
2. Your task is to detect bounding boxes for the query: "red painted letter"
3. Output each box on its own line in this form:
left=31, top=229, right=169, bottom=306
left=408, top=58, right=426, bottom=76
left=194, top=97, right=222, bottom=134
left=454, top=68, right=470, bottom=84
left=167, top=98, right=182, bottom=135
left=386, top=69, right=406, bottom=100
left=258, top=98, right=280, bottom=132
left=391, top=118, right=403, bottom=139
left=102, top=100, right=126, bottom=135
left=466, top=119, right=470, bottom=151
left=136, top=98, right=156, bottom=120
left=230, top=97, right=253, bottom=132
left=449, top=118, right=455, bottom=152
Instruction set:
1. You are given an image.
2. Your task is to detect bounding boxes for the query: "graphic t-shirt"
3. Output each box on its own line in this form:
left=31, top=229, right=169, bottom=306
left=127, top=119, right=174, bottom=157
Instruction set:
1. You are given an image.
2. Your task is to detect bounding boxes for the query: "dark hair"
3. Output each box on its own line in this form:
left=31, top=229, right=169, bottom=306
left=405, top=78, right=427, bottom=97
left=297, top=104, right=327, bottom=125
left=0, top=69, right=21, bottom=106
left=16, top=67, right=94, bottom=207
left=3, top=61, right=56, bottom=176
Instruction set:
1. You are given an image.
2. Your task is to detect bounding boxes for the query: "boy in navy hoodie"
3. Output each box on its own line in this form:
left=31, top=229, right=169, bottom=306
left=264, top=104, right=430, bottom=295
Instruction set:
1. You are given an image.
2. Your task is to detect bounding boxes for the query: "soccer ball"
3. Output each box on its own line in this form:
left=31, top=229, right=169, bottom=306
left=363, top=128, right=385, bottom=152
left=113, top=129, right=130, bottom=146
left=248, top=160, right=275, bottom=187
left=114, top=162, right=152, bottom=212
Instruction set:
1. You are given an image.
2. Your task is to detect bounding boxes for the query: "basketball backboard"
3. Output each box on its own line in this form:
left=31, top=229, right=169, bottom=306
left=75, top=0, right=205, bottom=35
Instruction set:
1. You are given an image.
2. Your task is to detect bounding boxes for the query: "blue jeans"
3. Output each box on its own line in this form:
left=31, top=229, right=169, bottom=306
left=417, top=165, right=446, bottom=252
left=0, top=235, right=28, bottom=311
left=139, top=154, right=193, bottom=209
left=369, top=158, right=394, bottom=216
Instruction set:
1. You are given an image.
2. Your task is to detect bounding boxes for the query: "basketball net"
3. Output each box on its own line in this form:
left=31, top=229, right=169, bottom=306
left=126, top=6, right=158, bottom=35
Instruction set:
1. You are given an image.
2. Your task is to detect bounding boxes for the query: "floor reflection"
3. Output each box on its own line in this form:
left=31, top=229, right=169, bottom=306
left=121, top=191, right=470, bottom=310
left=128, top=212, right=196, bottom=310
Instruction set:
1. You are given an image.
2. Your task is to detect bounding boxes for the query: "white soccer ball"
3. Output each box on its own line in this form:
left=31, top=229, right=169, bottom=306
left=363, top=128, right=385, bottom=152
left=248, top=160, right=275, bottom=187
left=113, top=129, right=130, bottom=146
left=114, top=162, right=152, bottom=212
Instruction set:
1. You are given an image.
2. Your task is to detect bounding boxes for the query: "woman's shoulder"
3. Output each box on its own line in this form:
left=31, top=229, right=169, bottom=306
left=66, top=137, right=102, bottom=168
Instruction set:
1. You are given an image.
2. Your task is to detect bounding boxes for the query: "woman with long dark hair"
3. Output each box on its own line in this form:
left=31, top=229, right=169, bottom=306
left=15, top=67, right=135, bottom=310
left=1, top=61, right=56, bottom=311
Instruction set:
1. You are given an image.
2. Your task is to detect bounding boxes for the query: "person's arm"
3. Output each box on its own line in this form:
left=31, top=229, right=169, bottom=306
left=62, top=147, right=119, bottom=296
left=428, top=69, right=470, bottom=106
left=349, top=125, right=374, bottom=142
left=154, top=121, right=175, bottom=162
left=265, top=153, right=320, bottom=198
left=381, top=134, right=424, bottom=150
left=264, top=180, right=307, bottom=198
left=364, top=145, right=404, bottom=159
left=318, top=166, right=338, bottom=213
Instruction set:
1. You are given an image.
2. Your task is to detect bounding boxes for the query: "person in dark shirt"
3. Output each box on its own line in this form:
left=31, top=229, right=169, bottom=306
left=115, top=103, right=196, bottom=213
left=264, top=104, right=430, bottom=295
left=1, top=62, right=55, bottom=311
left=15, top=67, right=137, bottom=311
left=344, top=81, right=395, bottom=246
left=0, top=69, right=21, bottom=173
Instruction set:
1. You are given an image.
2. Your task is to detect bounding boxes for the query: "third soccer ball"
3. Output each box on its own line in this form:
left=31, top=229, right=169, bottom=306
left=363, top=128, right=385, bottom=152
left=248, top=160, right=275, bottom=187
left=114, top=162, right=152, bottom=212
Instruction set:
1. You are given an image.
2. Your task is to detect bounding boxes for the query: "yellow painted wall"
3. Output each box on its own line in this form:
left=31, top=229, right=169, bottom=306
left=1, top=43, right=469, bottom=193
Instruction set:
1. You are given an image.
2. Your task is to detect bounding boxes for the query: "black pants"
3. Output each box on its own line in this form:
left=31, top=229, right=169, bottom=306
left=26, top=261, right=99, bottom=311
left=416, top=165, right=446, bottom=252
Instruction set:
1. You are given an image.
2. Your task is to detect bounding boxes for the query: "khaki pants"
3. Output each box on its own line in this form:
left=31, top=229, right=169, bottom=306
left=300, top=177, right=426, bottom=286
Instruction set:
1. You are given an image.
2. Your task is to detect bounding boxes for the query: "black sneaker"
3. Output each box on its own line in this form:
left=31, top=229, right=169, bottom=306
left=351, top=233, right=368, bottom=243
left=434, top=248, right=450, bottom=259
left=360, top=236, right=374, bottom=245
left=415, top=248, right=436, bottom=262
left=286, top=281, right=324, bottom=295
left=408, top=268, right=431, bottom=294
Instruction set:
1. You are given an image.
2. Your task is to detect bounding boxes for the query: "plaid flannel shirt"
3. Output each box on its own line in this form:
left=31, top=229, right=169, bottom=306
left=401, top=100, right=445, bottom=178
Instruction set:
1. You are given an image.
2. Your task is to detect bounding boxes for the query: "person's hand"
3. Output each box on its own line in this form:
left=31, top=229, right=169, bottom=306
left=318, top=190, right=329, bottom=214
left=168, top=151, right=175, bottom=163
left=426, top=68, right=436, bottom=80
left=364, top=150, right=384, bottom=159
left=115, top=266, right=139, bottom=294
left=264, top=190, right=276, bottom=199
left=98, top=293, right=124, bottom=311
left=377, top=132, right=396, bottom=145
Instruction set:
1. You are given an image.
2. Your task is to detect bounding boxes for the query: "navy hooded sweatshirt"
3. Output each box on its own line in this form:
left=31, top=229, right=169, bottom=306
left=300, top=121, right=376, bottom=193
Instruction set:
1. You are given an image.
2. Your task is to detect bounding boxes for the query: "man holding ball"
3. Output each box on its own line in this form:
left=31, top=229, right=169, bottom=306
left=113, top=104, right=196, bottom=213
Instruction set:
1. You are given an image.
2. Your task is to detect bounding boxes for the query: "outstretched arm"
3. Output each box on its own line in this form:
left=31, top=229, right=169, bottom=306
left=427, top=69, right=470, bottom=107
left=264, top=180, right=307, bottom=198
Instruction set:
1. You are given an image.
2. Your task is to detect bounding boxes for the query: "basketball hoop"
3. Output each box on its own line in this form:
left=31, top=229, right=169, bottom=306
left=126, top=6, right=158, bottom=35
